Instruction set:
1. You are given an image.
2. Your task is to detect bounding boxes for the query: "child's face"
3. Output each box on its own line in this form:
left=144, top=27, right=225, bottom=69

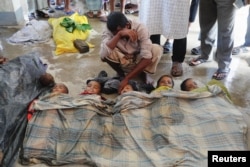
left=185, top=79, right=198, bottom=91
left=120, top=84, right=133, bottom=94
left=85, top=81, right=101, bottom=94
left=158, top=76, right=173, bottom=88
left=52, top=83, right=68, bottom=94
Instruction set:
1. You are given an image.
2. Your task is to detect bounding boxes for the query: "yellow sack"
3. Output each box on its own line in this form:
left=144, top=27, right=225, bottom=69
left=48, top=13, right=93, bottom=55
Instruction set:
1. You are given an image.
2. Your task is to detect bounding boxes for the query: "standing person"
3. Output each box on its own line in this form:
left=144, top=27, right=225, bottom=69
left=99, top=12, right=163, bottom=94
left=232, top=6, right=250, bottom=55
left=100, top=0, right=126, bottom=22
left=139, top=0, right=190, bottom=77
left=189, top=0, right=236, bottom=80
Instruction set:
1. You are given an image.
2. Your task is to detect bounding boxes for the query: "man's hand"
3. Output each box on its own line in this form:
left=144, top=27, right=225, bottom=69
left=119, top=29, right=138, bottom=42
left=118, top=78, right=129, bottom=94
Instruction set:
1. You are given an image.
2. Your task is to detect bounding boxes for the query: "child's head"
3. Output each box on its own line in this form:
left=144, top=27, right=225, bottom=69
left=52, top=83, right=69, bottom=94
left=156, top=75, right=174, bottom=88
left=120, top=80, right=138, bottom=94
left=39, top=73, right=55, bottom=87
left=180, top=78, right=198, bottom=91
left=85, top=79, right=103, bottom=94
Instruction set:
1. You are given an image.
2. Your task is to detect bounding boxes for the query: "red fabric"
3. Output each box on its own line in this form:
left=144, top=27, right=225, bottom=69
left=27, top=100, right=36, bottom=121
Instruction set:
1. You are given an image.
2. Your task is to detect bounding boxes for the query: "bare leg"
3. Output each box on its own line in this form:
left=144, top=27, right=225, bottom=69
left=120, top=0, right=126, bottom=13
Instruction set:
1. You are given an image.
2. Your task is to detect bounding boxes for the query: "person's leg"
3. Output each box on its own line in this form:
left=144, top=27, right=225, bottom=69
left=120, top=0, right=126, bottom=13
left=171, top=37, right=186, bottom=77
left=109, top=0, right=115, bottom=12
left=215, top=0, right=236, bottom=73
left=244, top=6, right=250, bottom=46
left=150, top=34, right=161, bottom=45
left=172, top=38, right=187, bottom=63
left=104, top=58, right=125, bottom=77
left=199, top=0, right=217, bottom=60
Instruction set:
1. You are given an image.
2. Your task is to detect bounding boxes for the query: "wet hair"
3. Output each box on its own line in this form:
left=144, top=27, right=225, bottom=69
left=180, top=78, right=192, bottom=91
left=156, top=74, right=174, bottom=88
left=39, top=73, right=55, bottom=87
left=107, top=11, right=128, bottom=32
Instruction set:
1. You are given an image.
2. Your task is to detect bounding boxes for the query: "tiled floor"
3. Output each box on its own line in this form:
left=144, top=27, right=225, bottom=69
left=0, top=1, right=249, bottom=166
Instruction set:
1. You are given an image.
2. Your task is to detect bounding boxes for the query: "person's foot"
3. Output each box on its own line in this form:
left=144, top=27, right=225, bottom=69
left=191, top=46, right=201, bottom=55
left=98, top=70, right=108, bottom=78
left=171, top=62, right=183, bottom=77
left=212, top=69, right=230, bottom=80
left=232, top=45, right=249, bottom=55
left=163, top=41, right=172, bottom=54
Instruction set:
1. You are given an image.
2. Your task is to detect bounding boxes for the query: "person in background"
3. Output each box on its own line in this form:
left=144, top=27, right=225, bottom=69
left=232, top=6, right=250, bottom=55
left=55, top=0, right=74, bottom=15
left=189, top=0, right=236, bottom=80
left=100, top=12, right=163, bottom=94
left=139, top=0, right=190, bottom=77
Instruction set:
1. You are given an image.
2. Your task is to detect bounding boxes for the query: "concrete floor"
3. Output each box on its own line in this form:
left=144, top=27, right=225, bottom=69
left=1, top=2, right=250, bottom=107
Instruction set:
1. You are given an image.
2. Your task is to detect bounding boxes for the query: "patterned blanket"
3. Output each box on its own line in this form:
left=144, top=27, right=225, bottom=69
left=20, top=87, right=248, bottom=166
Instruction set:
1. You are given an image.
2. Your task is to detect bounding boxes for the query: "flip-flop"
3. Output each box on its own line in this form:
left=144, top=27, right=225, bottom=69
left=65, top=11, right=75, bottom=15
left=55, top=6, right=64, bottom=10
left=189, top=56, right=207, bottom=66
left=212, top=69, right=230, bottom=80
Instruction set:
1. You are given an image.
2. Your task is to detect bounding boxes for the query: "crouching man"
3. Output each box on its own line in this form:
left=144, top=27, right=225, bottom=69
left=99, top=11, right=163, bottom=94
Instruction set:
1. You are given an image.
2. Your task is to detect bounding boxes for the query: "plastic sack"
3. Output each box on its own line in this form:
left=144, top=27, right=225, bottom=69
left=48, top=13, right=92, bottom=55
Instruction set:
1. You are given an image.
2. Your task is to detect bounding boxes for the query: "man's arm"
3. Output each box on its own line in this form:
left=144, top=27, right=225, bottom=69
left=118, top=58, right=152, bottom=93
left=106, top=29, right=138, bottom=49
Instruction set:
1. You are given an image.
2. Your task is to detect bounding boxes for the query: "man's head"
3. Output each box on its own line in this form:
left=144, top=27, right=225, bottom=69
left=107, top=11, right=129, bottom=34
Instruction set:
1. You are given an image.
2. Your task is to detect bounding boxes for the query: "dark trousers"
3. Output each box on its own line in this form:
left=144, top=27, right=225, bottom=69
left=150, top=34, right=186, bottom=63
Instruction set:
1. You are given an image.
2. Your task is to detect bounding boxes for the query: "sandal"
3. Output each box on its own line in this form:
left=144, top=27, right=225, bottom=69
left=189, top=56, right=207, bottom=66
left=212, top=69, right=230, bottom=80
left=191, top=46, right=201, bottom=55
left=86, top=11, right=94, bottom=18
left=171, top=62, right=183, bottom=77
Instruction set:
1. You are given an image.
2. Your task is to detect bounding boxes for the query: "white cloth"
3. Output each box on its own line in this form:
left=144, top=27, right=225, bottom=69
left=139, top=0, right=190, bottom=39
left=7, top=20, right=52, bottom=44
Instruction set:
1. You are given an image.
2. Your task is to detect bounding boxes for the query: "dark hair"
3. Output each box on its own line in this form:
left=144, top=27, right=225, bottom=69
left=156, top=75, right=174, bottom=88
left=128, top=80, right=139, bottom=91
left=86, top=79, right=104, bottom=92
left=39, top=73, right=55, bottom=87
left=107, top=11, right=128, bottom=32
left=180, top=78, right=192, bottom=91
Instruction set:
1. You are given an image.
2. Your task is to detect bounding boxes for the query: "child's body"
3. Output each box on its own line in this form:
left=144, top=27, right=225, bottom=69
left=120, top=80, right=138, bottom=94
left=180, top=78, right=232, bottom=102
left=27, top=83, right=69, bottom=121
left=80, top=79, right=102, bottom=95
left=152, top=75, right=174, bottom=92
